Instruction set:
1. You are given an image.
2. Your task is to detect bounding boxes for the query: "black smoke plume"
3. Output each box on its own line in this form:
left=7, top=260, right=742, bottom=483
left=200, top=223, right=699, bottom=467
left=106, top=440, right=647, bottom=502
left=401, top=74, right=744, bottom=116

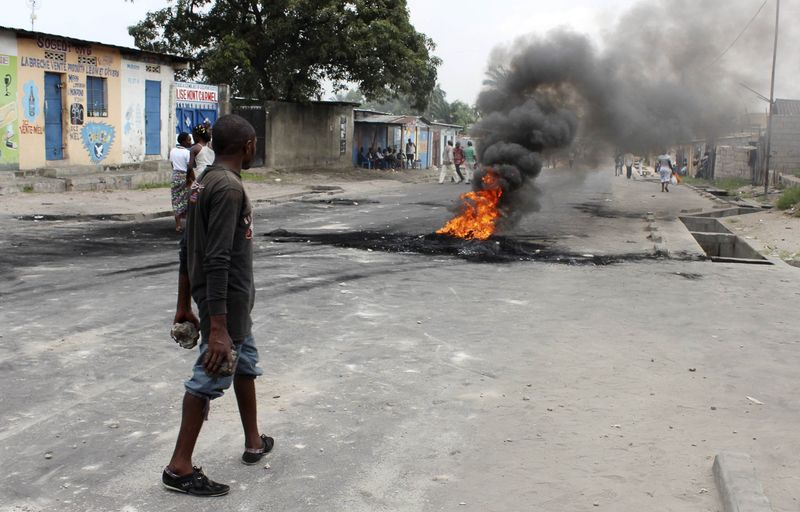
left=469, top=0, right=799, bottom=230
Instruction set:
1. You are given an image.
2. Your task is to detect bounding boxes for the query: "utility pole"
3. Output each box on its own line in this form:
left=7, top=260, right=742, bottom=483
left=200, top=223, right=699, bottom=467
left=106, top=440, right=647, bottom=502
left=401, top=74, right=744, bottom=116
left=763, top=0, right=780, bottom=197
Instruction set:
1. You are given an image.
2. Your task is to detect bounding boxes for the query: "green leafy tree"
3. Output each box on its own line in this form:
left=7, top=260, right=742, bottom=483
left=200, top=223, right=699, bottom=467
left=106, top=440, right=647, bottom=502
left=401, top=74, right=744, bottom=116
left=129, top=0, right=440, bottom=110
left=448, top=100, right=479, bottom=128
left=350, top=83, right=479, bottom=128
left=423, top=84, right=450, bottom=122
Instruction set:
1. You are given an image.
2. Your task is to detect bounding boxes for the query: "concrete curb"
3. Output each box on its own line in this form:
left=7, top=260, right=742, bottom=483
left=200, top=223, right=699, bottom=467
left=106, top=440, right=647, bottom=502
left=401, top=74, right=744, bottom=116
left=713, top=451, right=773, bottom=512
left=779, top=173, right=800, bottom=188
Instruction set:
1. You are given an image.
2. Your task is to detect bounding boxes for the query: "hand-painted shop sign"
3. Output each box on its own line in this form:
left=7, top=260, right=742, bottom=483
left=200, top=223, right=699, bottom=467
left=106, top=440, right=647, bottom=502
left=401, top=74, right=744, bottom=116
left=175, top=82, right=218, bottom=106
left=35, top=36, right=92, bottom=56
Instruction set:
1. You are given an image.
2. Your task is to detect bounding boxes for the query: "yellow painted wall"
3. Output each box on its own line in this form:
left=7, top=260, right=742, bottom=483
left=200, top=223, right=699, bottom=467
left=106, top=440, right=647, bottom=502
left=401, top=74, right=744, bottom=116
left=16, top=34, right=122, bottom=169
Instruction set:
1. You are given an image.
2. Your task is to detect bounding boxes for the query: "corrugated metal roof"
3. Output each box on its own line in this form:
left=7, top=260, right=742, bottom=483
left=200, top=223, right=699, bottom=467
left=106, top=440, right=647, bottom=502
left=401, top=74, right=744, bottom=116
left=355, top=115, right=431, bottom=126
left=429, top=121, right=463, bottom=129
left=393, top=115, right=425, bottom=125
left=775, top=99, right=800, bottom=116
left=356, top=114, right=406, bottom=125
left=354, top=108, right=392, bottom=116
left=0, top=25, right=192, bottom=63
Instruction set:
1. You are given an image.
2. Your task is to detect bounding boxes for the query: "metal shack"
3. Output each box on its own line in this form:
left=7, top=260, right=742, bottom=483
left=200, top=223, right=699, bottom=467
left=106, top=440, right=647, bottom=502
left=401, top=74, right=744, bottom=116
left=353, top=110, right=431, bottom=168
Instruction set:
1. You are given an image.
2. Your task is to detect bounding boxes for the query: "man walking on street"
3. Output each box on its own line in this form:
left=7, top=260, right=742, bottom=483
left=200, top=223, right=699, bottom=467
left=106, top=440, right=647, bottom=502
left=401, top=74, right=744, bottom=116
left=453, top=141, right=466, bottom=184
left=163, top=114, right=274, bottom=497
left=624, top=153, right=634, bottom=179
left=439, top=140, right=457, bottom=184
left=464, top=140, right=477, bottom=184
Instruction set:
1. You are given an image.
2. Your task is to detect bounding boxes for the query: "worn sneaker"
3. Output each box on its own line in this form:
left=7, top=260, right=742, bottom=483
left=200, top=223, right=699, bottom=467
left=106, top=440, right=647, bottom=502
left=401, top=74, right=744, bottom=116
left=161, top=466, right=230, bottom=497
left=242, top=434, right=275, bottom=465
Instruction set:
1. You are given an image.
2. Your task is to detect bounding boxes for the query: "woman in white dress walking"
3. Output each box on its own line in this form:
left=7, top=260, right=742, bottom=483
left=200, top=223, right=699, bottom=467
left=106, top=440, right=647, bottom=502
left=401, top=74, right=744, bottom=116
left=657, top=153, right=674, bottom=193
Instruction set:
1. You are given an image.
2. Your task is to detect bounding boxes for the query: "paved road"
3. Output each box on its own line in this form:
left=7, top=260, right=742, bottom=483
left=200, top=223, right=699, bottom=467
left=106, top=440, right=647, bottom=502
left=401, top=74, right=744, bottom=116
left=1, top=170, right=798, bottom=512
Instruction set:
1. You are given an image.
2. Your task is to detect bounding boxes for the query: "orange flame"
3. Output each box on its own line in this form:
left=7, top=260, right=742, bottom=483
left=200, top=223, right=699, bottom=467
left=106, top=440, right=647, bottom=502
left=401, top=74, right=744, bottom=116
left=436, top=170, right=503, bottom=240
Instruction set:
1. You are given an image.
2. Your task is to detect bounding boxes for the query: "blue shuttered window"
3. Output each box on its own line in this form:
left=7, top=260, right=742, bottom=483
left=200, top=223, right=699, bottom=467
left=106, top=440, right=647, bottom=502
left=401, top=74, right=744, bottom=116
left=86, top=76, right=108, bottom=117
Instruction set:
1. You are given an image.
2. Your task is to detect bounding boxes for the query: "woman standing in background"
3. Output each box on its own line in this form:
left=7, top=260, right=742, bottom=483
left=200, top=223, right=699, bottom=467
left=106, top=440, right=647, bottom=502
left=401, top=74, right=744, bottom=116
left=188, top=123, right=215, bottom=182
left=169, top=132, right=193, bottom=233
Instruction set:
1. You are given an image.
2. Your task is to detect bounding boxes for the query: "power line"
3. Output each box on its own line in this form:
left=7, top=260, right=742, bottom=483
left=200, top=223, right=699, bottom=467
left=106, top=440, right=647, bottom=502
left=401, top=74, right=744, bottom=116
left=709, top=0, right=768, bottom=66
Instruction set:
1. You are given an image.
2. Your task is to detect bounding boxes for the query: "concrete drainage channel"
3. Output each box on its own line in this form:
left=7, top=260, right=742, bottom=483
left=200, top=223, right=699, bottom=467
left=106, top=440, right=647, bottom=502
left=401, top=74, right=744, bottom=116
left=680, top=208, right=772, bottom=265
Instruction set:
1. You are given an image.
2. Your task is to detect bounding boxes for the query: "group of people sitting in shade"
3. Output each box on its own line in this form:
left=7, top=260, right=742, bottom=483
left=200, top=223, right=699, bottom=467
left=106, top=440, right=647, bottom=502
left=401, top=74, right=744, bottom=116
left=358, top=138, right=419, bottom=170
left=358, top=145, right=405, bottom=169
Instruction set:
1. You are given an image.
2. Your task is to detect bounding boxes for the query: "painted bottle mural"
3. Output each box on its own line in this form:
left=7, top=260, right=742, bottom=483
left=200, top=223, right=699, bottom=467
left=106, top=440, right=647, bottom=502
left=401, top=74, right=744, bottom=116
left=28, top=87, right=35, bottom=117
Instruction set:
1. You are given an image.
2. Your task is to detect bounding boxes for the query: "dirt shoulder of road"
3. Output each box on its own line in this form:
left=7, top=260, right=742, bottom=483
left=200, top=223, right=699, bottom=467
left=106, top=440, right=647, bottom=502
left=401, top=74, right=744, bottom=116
left=0, top=166, right=439, bottom=219
left=721, top=208, right=800, bottom=264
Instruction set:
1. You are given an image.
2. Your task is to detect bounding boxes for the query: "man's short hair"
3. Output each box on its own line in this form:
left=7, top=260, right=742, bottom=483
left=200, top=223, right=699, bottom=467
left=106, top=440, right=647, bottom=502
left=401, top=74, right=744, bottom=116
left=177, top=132, right=191, bottom=145
left=212, top=114, right=256, bottom=156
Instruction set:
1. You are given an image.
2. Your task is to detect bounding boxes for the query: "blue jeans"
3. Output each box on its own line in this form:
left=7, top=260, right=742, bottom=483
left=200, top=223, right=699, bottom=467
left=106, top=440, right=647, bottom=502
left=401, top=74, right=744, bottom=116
left=185, top=334, right=263, bottom=400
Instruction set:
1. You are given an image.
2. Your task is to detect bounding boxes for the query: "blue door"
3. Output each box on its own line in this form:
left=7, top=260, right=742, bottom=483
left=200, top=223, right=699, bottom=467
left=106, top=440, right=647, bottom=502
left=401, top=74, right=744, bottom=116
left=196, top=109, right=217, bottom=127
left=44, top=73, right=63, bottom=160
left=145, top=80, right=161, bottom=155
left=175, top=108, right=190, bottom=138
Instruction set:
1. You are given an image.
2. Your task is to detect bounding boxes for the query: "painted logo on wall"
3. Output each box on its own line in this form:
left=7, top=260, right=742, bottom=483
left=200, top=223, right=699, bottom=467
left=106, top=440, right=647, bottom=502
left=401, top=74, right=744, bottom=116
left=81, top=122, right=115, bottom=163
left=22, top=80, right=40, bottom=124
left=70, top=103, right=84, bottom=125
left=0, top=54, right=19, bottom=167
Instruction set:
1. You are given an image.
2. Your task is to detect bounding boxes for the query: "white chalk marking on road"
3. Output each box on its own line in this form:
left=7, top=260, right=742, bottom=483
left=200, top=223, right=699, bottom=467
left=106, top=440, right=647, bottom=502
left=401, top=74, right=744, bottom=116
left=451, top=352, right=477, bottom=364
left=500, top=299, right=529, bottom=306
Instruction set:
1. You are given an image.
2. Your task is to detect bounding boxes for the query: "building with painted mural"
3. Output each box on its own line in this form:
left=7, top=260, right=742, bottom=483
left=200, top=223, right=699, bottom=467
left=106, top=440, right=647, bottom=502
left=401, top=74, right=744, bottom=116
left=0, top=26, right=191, bottom=171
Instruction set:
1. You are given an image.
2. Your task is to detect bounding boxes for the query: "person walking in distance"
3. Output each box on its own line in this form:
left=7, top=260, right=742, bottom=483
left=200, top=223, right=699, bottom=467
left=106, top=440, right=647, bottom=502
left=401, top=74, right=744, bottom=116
left=464, top=140, right=477, bottom=184
left=405, top=138, right=416, bottom=169
left=657, top=152, right=674, bottom=192
left=439, top=140, right=456, bottom=184
left=169, top=132, right=193, bottom=233
left=624, top=152, right=634, bottom=179
left=162, top=114, right=274, bottom=497
left=453, top=141, right=466, bottom=184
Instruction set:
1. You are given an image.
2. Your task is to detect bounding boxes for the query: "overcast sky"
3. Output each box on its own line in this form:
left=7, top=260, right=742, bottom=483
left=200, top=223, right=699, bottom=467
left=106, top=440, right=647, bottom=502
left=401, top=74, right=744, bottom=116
left=3, top=0, right=789, bottom=105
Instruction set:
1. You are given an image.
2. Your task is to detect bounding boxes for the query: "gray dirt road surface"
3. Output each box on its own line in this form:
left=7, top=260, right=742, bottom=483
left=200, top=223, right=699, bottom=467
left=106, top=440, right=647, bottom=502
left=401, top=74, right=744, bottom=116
left=1, top=169, right=798, bottom=512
